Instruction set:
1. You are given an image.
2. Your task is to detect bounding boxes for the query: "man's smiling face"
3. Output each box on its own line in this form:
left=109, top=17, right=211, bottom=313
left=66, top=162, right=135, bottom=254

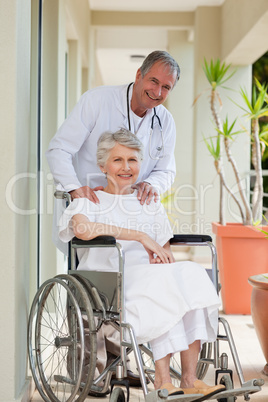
left=132, top=61, right=177, bottom=117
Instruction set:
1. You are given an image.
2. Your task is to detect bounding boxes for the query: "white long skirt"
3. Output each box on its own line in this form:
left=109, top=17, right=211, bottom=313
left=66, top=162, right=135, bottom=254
left=124, top=261, right=220, bottom=360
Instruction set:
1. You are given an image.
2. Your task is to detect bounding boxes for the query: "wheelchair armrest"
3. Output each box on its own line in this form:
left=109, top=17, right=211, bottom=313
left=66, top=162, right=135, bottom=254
left=72, top=235, right=116, bottom=248
left=170, top=234, right=212, bottom=244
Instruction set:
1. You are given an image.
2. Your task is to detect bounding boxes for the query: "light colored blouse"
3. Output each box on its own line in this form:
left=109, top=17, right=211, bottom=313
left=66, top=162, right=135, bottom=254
left=59, top=190, right=173, bottom=271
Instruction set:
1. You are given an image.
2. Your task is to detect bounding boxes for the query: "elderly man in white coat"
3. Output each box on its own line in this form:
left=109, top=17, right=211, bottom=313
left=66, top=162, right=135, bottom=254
left=46, top=50, right=180, bottom=392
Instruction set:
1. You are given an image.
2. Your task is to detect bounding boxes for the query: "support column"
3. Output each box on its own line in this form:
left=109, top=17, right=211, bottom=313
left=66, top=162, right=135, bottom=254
left=41, top=0, right=66, bottom=282
left=82, top=67, right=89, bottom=93
left=167, top=30, right=195, bottom=234
left=68, top=40, right=82, bottom=112
left=192, top=6, right=222, bottom=233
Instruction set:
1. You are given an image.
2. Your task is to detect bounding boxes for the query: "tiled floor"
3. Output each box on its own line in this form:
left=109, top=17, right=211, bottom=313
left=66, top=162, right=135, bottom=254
left=31, top=313, right=268, bottom=402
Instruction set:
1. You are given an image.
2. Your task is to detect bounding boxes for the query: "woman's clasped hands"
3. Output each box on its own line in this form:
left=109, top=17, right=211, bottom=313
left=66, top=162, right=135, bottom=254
left=139, top=232, right=175, bottom=264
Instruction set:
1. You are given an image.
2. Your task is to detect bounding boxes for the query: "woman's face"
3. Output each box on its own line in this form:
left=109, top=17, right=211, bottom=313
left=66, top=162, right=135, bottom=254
left=101, top=143, right=141, bottom=194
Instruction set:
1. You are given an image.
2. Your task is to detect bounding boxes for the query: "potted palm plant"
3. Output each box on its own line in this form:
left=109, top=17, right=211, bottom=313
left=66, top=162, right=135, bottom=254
left=198, top=59, right=268, bottom=314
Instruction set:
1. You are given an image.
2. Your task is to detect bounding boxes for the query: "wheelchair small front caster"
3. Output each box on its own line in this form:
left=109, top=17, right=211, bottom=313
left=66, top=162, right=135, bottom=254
left=110, top=387, right=125, bottom=402
left=217, top=374, right=236, bottom=402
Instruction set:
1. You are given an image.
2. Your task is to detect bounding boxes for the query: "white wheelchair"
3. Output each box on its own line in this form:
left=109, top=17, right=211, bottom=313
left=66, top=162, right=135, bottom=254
left=27, top=191, right=264, bottom=402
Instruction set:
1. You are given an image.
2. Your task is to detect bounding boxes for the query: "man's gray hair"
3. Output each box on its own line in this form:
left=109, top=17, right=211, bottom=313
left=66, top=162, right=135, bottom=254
left=97, top=128, right=143, bottom=166
left=140, top=50, right=180, bottom=87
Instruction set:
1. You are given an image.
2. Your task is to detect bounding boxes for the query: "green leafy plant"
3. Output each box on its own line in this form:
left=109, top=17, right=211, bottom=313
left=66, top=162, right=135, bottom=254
left=199, top=59, right=268, bottom=225
left=161, top=188, right=177, bottom=227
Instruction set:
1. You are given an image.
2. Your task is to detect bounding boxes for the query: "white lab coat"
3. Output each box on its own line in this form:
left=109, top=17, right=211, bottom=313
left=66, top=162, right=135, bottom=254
left=46, top=84, right=176, bottom=253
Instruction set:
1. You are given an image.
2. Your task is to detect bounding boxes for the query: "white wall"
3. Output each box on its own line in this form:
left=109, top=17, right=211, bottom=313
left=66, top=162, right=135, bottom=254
left=0, top=0, right=32, bottom=400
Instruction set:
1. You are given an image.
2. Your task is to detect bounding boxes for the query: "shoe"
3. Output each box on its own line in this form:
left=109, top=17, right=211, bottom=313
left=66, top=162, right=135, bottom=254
left=87, top=388, right=110, bottom=397
left=111, top=370, right=149, bottom=387
left=182, top=380, right=225, bottom=401
left=160, top=383, right=184, bottom=396
left=127, top=370, right=150, bottom=387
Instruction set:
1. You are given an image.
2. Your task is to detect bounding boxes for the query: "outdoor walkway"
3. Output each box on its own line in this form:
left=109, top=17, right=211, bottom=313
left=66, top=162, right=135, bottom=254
left=31, top=312, right=268, bottom=401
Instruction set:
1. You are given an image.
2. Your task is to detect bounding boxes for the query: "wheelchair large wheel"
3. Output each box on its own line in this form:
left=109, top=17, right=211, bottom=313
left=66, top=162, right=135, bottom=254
left=28, top=275, right=97, bottom=402
left=196, top=342, right=213, bottom=379
left=140, top=342, right=212, bottom=387
left=71, top=272, right=110, bottom=311
left=140, top=344, right=155, bottom=384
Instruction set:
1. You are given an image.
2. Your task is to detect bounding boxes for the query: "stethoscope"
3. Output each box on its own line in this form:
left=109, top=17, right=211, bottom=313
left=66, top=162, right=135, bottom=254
left=126, top=83, right=165, bottom=160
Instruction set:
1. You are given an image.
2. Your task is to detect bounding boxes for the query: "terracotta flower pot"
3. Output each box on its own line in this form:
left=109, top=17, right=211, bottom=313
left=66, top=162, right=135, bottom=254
left=248, top=274, right=268, bottom=376
left=212, top=222, right=268, bottom=314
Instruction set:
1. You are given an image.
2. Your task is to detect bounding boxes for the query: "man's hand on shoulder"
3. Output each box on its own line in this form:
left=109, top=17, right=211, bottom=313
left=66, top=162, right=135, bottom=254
left=69, top=186, right=103, bottom=204
left=132, top=182, right=159, bottom=205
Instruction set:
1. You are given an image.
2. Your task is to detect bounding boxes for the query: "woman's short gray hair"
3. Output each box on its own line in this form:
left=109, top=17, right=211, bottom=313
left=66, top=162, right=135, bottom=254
left=97, top=128, right=143, bottom=166
left=140, top=50, right=180, bottom=87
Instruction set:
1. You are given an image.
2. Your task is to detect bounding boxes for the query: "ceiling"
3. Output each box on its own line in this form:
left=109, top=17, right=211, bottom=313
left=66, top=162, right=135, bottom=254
left=89, top=0, right=225, bottom=12
left=88, top=0, right=225, bottom=85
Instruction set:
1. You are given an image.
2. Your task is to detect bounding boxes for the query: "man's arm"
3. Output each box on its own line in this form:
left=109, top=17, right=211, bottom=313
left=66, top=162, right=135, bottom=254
left=46, top=91, right=97, bottom=189
left=46, top=91, right=104, bottom=202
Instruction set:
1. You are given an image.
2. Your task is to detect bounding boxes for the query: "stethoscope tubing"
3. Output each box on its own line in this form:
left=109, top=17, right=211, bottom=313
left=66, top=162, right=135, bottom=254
left=126, top=83, right=164, bottom=160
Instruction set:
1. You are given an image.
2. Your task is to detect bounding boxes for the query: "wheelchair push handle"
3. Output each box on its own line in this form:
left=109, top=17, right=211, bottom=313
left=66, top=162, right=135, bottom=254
left=54, top=190, right=72, bottom=204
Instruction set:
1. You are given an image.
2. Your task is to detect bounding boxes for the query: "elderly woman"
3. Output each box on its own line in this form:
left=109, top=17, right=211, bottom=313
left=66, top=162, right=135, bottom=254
left=59, top=129, right=225, bottom=400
